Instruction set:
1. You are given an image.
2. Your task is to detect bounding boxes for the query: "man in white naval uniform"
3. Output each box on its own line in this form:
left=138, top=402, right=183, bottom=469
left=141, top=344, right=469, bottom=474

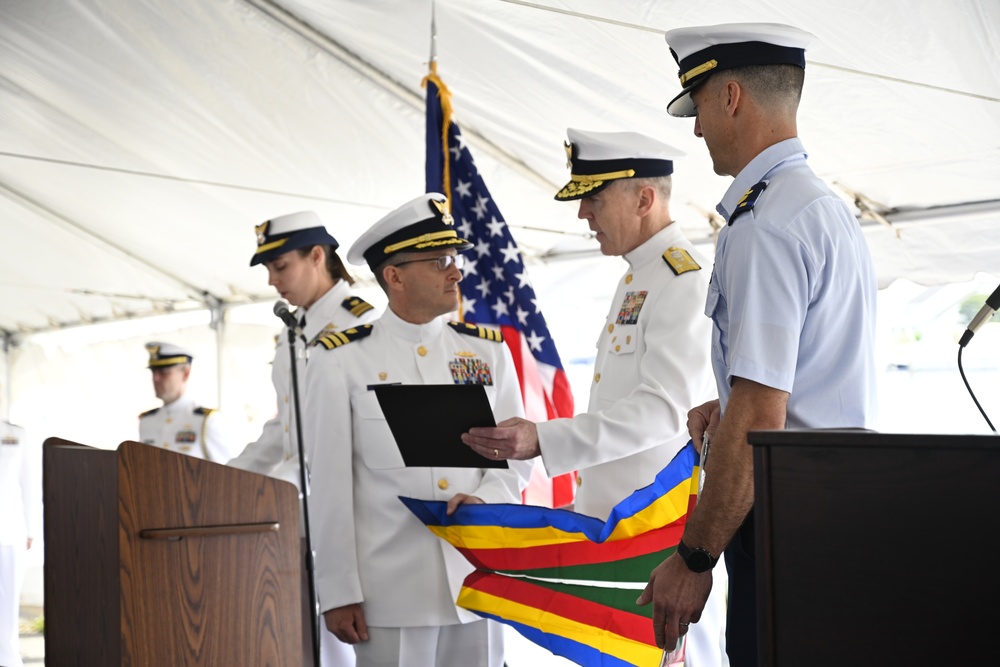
left=228, top=210, right=375, bottom=667
left=462, top=129, right=727, bottom=665
left=304, top=193, right=532, bottom=667
left=138, top=343, right=238, bottom=462
left=0, top=420, right=41, bottom=667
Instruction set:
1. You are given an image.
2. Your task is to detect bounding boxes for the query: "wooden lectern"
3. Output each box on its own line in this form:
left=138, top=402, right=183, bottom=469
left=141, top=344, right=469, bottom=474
left=751, top=429, right=1000, bottom=666
left=43, top=438, right=303, bottom=666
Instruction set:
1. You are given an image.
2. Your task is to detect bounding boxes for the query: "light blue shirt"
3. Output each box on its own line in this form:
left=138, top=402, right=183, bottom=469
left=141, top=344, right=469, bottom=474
left=707, top=138, right=878, bottom=428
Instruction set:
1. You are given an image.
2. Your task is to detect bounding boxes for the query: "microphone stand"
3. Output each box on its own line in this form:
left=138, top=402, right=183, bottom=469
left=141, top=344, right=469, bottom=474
left=287, top=323, right=322, bottom=667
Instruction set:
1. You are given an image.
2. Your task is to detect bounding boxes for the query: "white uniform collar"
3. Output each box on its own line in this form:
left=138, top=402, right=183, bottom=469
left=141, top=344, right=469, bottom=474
left=380, top=306, right=446, bottom=343
left=624, top=224, right=686, bottom=270
left=300, top=280, right=351, bottom=340
left=162, top=393, right=195, bottom=415
left=717, top=137, right=807, bottom=220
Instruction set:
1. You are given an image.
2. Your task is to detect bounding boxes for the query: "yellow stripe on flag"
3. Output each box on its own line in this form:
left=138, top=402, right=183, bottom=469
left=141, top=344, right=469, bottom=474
left=458, top=587, right=662, bottom=666
left=427, top=525, right=589, bottom=550
left=604, top=467, right=698, bottom=541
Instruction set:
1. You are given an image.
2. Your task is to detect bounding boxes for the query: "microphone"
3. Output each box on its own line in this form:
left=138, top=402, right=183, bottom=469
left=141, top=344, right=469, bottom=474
left=959, top=283, right=1000, bottom=348
left=273, top=300, right=298, bottom=328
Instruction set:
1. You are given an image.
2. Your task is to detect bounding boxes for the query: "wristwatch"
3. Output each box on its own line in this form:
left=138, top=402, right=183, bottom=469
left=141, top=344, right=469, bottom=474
left=677, top=540, right=718, bottom=573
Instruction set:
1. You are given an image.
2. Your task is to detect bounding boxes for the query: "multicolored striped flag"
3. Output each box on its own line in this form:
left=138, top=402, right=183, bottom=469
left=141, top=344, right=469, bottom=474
left=423, top=65, right=577, bottom=507
left=401, top=441, right=701, bottom=666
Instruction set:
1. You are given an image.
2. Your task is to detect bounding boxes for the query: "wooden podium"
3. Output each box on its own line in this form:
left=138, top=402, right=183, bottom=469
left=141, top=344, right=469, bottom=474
left=43, top=438, right=303, bottom=666
left=751, top=429, right=1000, bottom=666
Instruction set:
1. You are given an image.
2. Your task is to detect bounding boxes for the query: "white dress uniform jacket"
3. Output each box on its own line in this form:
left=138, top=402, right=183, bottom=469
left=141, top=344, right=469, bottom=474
left=536, top=224, right=715, bottom=518
left=532, top=225, right=728, bottom=666
left=1, top=421, right=42, bottom=667
left=228, top=281, right=378, bottom=489
left=138, top=394, right=236, bottom=462
left=304, top=308, right=531, bottom=628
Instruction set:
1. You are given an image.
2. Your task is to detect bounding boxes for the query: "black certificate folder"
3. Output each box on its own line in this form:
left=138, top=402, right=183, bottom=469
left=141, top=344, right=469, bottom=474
left=373, top=384, right=508, bottom=469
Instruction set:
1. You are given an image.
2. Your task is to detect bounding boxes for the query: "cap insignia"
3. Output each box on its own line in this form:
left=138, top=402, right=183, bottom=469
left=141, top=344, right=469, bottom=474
left=255, top=221, right=269, bottom=246
left=680, top=59, right=719, bottom=85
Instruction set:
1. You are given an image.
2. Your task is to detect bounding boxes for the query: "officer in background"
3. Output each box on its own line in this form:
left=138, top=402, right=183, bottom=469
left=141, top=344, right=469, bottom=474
left=0, top=419, right=41, bottom=667
left=640, top=23, right=878, bottom=665
left=229, top=211, right=377, bottom=489
left=138, top=342, right=238, bottom=462
left=462, top=129, right=727, bottom=665
left=303, top=193, right=532, bottom=667
left=228, top=210, right=376, bottom=667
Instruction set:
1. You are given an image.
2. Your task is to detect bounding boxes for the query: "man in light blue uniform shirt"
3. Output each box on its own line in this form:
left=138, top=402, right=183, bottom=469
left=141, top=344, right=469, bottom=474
left=639, top=22, right=878, bottom=666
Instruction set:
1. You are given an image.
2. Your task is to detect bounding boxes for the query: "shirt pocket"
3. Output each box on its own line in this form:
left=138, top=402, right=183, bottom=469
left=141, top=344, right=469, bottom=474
left=607, top=323, right=638, bottom=356
left=353, top=390, right=406, bottom=470
left=704, top=283, right=728, bottom=368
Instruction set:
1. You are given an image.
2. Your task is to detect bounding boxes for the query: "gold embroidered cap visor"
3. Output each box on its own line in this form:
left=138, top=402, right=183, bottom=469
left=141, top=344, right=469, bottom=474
left=663, top=23, right=814, bottom=117
left=555, top=145, right=676, bottom=201
left=145, top=342, right=193, bottom=368
left=347, top=192, right=473, bottom=269
left=250, top=210, right=340, bottom=266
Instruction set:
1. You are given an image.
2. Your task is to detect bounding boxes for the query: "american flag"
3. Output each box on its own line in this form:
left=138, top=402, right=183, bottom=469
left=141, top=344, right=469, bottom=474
left=424, top=67, right=576, bottom=507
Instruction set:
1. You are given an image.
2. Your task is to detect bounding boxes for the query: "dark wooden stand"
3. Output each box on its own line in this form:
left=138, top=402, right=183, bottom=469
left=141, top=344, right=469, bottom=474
left=43, top=438, right=303, bottom=666
left=751, top=429, right=1000, bottom=666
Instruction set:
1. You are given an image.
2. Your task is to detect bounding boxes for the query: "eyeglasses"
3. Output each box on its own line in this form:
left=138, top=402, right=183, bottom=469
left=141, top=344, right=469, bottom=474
left=393, top=254, right=466, bottom=271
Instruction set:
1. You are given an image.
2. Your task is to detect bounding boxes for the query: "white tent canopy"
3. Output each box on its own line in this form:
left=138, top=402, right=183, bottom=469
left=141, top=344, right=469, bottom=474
left=5, top=2, right=1000, bottom=633
left=1, top=0, right=999, bottom=337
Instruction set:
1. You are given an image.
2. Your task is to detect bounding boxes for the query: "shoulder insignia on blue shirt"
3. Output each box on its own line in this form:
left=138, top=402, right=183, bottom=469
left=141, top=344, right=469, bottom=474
left=193, top=407, right=216, bottom=417
left=342, top=297, right=375, bottom=318
left=729, top=180, right=768, bottom=226
left=448, top=321, right=504, bottom=343
left=662, top=247, right=701, bottom=275
left=314, top=324, right=375, bottom=350
left=139, top=407, right=159, bottom=418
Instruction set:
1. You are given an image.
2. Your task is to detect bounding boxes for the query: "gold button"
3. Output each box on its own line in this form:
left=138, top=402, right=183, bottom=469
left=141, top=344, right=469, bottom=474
left=284, top=425, right=289, bottom=432
left=284, top=395, right=288, bottom=403
left=165, top=418, right=172, bottom=424
left=438, top=478, right=449, bottom=490
left=615, top=345, right=621, bottom=352
left=594, top=373, right=601, bottom=383
left=607, top=323, right=614, bottom=333
left=418, top=346, right=428, bottom=357
left=625, top=274, right=633, bottom=284
left=576, top=475, right=582, bottom=487
left=626, top=335, right=632, bottom=344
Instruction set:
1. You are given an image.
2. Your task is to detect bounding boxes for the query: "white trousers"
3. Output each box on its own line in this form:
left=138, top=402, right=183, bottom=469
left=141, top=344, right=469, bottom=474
left=0, top=544, right=26, bottom=667
left=354, top=619, right=503, bottom=667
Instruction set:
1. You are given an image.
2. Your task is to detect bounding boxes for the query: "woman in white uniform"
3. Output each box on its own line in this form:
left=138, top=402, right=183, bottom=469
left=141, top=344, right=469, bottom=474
left=228, top=211, right=378, bottom=667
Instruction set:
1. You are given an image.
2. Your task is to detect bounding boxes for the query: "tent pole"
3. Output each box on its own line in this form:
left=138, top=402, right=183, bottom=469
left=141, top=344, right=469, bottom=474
left=208, top=297, right=225, bottom=410
left=2, top=332, right=10, bottom=421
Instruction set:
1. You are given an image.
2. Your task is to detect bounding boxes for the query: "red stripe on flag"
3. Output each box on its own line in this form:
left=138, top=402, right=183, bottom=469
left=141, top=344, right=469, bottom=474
left=464, top=571, right=656, bottom=645
left=455, top=520, right=685, bottom=571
